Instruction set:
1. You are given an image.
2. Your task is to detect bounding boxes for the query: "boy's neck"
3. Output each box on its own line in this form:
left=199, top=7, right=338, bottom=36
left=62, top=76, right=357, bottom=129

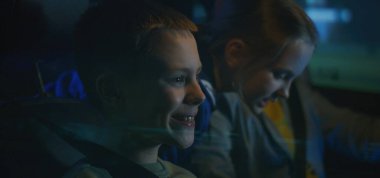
left=97, top=126, right=161, bottom=164
left=125, top=145, right=161, bottom=164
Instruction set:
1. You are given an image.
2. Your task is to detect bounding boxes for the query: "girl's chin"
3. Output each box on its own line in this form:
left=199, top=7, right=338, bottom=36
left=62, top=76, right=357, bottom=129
left=250, top=105, right=264, bottom=116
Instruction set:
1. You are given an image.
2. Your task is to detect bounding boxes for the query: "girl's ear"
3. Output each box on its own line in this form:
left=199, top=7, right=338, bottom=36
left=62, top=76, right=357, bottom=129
left=224, top=38, right=250, bottom=70
left=95, top=73, right=122, bottom=107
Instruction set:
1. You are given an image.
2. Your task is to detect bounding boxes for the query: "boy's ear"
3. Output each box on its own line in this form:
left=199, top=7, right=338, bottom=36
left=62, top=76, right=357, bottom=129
left=95, top=73, right=122, bottom=106
left=224, top=38, right=250, bottom=70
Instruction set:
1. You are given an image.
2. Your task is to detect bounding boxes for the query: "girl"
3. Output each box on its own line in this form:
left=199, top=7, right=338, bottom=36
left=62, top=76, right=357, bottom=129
left=192, top=0, right=319, bottom=177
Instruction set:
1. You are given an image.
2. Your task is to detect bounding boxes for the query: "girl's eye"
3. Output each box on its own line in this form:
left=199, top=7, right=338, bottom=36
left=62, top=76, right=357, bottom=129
left=273, top=71, right=290, bottom=80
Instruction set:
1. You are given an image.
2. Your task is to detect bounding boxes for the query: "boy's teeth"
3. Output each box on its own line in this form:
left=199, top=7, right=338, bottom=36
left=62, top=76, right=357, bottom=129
left=174, top=116, right=194, bottom=122
left=184, top=116, right=194, bottom=122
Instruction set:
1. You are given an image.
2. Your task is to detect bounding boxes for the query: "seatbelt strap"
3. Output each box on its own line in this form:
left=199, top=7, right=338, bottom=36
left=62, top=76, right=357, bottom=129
left=288, top=85, right=307, bottom=178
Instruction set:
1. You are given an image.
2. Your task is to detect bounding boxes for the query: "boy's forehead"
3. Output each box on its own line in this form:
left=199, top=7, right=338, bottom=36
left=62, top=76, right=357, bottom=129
left=149, top=29, right=193, bottom=47
left=151, top=30, right=196, bottom=54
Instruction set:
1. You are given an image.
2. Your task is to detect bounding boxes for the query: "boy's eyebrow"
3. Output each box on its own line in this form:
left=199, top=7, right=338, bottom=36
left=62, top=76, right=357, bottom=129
left=165, top=65, right=202, bottom=74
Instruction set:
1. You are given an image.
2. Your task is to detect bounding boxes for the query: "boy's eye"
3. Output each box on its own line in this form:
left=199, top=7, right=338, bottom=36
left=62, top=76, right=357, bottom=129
left=166, top=75, right=186, bottom=87
left=175, top=75, right=186, bottom=83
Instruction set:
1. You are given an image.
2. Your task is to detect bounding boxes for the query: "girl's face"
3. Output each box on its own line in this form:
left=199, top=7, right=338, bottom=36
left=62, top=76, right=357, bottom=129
left=237, top=39, right=314, bottom=115
left=118, top=30, right=205, bottom=149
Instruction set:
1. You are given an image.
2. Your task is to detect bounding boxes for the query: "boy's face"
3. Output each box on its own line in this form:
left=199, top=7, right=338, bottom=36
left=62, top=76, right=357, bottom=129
left=118, top=30, right=205, bottom=149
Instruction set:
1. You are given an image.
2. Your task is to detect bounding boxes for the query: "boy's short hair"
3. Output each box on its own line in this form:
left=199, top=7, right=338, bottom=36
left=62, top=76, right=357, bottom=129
left=74, top=0, right=197, bottom=96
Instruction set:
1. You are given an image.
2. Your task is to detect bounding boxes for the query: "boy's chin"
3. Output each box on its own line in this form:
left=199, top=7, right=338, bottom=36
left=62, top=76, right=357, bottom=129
left=173, top=135, right=194, bottom=149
